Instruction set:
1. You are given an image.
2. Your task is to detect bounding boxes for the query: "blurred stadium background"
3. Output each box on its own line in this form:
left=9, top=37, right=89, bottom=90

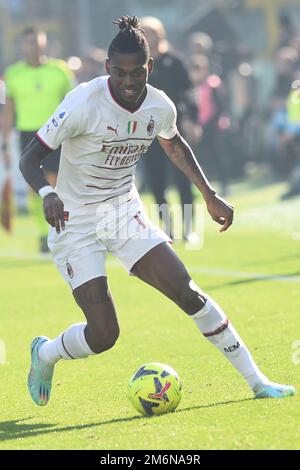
left=3, top=0, right=300, bottom=216
left=1, top=0, right=300, bottom=61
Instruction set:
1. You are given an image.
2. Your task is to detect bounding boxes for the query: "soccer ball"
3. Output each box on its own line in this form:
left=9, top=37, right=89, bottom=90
left=127, top=362, right=182, bottom=416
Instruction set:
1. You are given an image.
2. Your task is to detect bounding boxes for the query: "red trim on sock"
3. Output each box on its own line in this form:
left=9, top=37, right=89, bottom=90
left=203, top=318, right=229, bottom=337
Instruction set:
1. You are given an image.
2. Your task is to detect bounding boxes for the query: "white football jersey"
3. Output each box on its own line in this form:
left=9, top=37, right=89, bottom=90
left=36, top=76, right=178, bottom=211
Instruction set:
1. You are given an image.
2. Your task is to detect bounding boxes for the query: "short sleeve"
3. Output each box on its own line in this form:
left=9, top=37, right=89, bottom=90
left=158, top=98, right=178, bottom=140
left=36, top=88, right=86, bottom=150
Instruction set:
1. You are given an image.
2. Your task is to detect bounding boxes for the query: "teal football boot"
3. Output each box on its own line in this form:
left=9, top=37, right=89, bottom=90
left=27, top=336, right=54, bottom=406
left=254, top=380, right=295, bottom=399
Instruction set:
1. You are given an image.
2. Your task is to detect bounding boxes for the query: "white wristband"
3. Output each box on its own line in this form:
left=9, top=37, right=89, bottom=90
left=38, top=185, right=55, bottom=199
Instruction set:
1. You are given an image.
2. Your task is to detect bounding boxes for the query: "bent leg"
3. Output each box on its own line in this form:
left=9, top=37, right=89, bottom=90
left=28, top=276, right=119, bottom=406
left=131, top=242, right=206, bottom=314
left=131, top=243, right=289, bottom=396
left=73, top=276, right=120, bottom=354
left=39, top=276, right=119, bottom=364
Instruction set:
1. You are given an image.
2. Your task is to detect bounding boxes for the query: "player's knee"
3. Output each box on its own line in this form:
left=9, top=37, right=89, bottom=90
left=177, top=278, right=206, bottom=315
left=105, top=323, right=120, bottom=350
left=73, top=277, right=111, bottom=309
left=89, top=322, right=120, bottom=354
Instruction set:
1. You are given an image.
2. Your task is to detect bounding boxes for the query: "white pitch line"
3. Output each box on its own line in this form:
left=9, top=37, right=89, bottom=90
left=0, top=251, right=52, bottom=261
left=0, top=251, right=300, bottom=283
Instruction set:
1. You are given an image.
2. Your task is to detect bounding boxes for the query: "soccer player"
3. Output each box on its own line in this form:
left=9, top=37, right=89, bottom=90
left=19, top=16, right=295, bottom=406
left=3, top=27, right=74, bottom=251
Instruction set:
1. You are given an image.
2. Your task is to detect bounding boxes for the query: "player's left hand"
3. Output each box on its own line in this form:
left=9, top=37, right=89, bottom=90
left=205, top=193, right=234, bottom=232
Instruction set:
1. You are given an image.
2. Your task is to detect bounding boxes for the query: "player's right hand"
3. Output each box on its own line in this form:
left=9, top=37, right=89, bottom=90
left=43, top=193, right=65, bottom=234
left=205, top=192, right=234, bottom=232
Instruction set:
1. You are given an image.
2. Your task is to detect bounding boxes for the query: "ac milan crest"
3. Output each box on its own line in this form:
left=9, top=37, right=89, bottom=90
left=66, top=261, right=74, bottom=279
left=147, top=116, right=155, bottom=136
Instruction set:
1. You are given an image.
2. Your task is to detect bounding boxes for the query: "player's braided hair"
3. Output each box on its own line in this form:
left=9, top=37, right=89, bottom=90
left=108, top=15, right=150, bottom=60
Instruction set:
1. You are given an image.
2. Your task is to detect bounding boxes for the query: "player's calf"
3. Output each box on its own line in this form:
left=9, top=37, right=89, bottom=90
left=188, top=288, right=295, bottom=398
left=84, top=321, right=120, bottom=354
left=73, top=276, right=120, bottom=353
left=171, top=277, right=207, bottom=314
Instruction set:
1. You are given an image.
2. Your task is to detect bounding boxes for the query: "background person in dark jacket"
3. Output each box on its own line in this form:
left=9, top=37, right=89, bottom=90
left=141, top=17, right=199, bottom=243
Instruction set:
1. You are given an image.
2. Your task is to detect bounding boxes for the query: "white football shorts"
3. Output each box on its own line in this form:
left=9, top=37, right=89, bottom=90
left=48, top=194, right=170, bottom=290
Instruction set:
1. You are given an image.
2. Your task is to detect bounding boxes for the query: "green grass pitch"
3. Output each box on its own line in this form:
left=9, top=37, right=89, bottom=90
left=0, top=181, right=299, bottom=449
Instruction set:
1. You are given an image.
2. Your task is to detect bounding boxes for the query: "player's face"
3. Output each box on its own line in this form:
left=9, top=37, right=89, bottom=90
left=107, top=52, right=153, bottom=108
left=21, top=32, right=47, bottom=61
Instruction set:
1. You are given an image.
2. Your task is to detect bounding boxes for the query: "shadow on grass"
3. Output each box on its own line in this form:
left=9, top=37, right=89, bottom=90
left=242, top=253, right=300, bottom=268
left=0, top=417, right=57, bottom=436
left=206, top=270, right=300, bottom=291
left=0, top=397, right=253, bottom=443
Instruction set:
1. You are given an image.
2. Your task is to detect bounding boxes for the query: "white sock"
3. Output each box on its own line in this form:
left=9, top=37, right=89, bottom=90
left=191, top=297, right=268, bottom=389
left=39, top=323, right=96, bottom=365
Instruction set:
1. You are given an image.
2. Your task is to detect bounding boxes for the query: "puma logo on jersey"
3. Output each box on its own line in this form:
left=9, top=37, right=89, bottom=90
left=46, top=124, right=53, bottom=135
left=107, top=125, right=119, bottom=136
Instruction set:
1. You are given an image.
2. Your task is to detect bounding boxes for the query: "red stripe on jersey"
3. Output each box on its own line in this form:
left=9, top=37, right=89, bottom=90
left=35, top=133, right=55, bottom=152
left=102, top=138, right=153, bottom=143
left=88, top=174, right=131, bottom=181
left=91, top=161, right=138, bottom=170
left=134, top=212, right=147, bottom=229
left=84, top=189, right=130, bottom=205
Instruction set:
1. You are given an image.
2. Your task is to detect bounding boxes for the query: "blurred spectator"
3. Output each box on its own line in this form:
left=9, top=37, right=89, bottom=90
left=186, top=31, right=224, bottom=78
left=268, top=47, right=299, bottom=180
left=228, top=44, right=256, bottom=119
left=288, top=34, right=300, bottom=72
left=76, top=48, right=106, bottom=83
left=0, top=99, right=13, bottom=233
left=140, top=16, right=199, bottom=242
left=227, top=44, right=264, bottom=172
left=2, top=26, right=74, bottom=251
left=277, top=10, right=295, bottom=50
left=277, top=76, right=300, bottom=199
left=272, top=47, right=298, bottom=106
left=187, top=32, right=214, bottom=58
left=190, top=55, right=229, bottom=195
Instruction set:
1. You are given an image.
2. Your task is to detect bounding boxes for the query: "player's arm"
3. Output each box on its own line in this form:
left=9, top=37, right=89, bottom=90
left=157, top=133, right=234, bottom=232
left=19, top=137, right=65, bottom=233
